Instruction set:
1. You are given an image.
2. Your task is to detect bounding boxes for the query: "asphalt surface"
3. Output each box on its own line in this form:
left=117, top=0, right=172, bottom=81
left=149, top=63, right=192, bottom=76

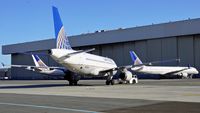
left=0, top=79, right=199, bottom=113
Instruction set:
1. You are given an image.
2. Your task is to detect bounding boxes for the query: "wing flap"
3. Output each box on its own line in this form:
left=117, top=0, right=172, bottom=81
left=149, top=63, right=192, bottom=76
left=59, top=48, right=95, bottom=61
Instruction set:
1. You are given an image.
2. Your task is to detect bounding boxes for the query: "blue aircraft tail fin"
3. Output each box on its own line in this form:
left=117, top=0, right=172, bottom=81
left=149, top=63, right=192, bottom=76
left=129, top=51, right=143, bottom=65
left=32, top=54, right=48, bottom=67
left=52, top=6, right=72, bottom=49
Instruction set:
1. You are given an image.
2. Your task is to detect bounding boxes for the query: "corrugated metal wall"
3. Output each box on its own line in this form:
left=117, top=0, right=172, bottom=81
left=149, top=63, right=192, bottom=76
left=178, top=36, right=194, bottom=66
left=11, top=35, right=200, bottom=79
left=194, top=35, right=200, bottom=70
left=161, top=37, right=177, bottom=66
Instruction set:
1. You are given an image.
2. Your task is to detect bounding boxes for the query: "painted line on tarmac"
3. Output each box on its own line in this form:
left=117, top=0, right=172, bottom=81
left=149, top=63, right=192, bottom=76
left=183, top=93, right=200, bottom=96
left=0, top=102, right=101, bottom=113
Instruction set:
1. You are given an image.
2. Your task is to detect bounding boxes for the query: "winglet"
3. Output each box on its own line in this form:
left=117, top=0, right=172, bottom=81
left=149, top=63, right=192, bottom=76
left=129, top=51, right=143, bottom=65
left=1, top=62, right=5, bottom=67
left=52, top=6, right=72, bottom=49
left=188, top=64, right=191, bottom=69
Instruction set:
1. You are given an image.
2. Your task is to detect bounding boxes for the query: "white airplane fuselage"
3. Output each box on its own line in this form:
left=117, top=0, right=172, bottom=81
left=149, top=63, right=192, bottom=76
left=27, top=67, right=65, bottom=76
left=50, top=49, right=117, bottom=76
left=132, top=66, right=199, bottom=75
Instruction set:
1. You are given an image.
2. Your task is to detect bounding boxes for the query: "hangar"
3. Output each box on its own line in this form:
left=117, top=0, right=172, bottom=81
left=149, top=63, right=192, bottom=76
left=2, top=18, right=200, bottom=79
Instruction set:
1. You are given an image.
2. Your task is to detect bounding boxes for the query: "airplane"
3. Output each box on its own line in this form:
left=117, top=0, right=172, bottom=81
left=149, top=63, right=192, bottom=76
left=10, top=54, right=67, bottom=78
left=0, top=63, right=9, bottom=70
left=0, top=63, right=10, bottom=79
left=30, top=54, right=67, bottom=76
left=48, top=6, right=138, bottom=85
left=0, top=63, right=10, bottom=72
left=130, top=51, right=199, bottom=78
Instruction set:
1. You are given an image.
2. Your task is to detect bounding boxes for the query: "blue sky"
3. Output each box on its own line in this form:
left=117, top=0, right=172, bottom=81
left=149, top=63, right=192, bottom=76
left=0, top=0, right=200, bottom=64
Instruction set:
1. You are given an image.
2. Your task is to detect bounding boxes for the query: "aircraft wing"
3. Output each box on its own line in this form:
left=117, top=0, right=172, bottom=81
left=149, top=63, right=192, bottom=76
left=99, top=67, right=118, bottom=74
left=8, top=64, right=66, bottom=70
left=160, top=67, right=189, bottom=75
left=99, top=65, right=135, bottom=74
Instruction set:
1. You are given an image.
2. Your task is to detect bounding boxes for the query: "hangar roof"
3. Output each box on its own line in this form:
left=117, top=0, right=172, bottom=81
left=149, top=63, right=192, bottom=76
left=2, top=18, right=200, bottom=54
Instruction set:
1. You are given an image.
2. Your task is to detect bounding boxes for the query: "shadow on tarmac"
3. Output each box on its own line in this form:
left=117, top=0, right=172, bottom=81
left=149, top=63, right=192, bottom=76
left=103, top=101, right=200, bottom=113
left=0, top=83, right=106, bottom=89
left=0, top=84, right=68, bottom=89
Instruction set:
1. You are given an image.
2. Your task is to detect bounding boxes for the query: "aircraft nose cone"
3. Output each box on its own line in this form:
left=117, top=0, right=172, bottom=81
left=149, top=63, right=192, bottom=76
left=196, top=70, right=199, bottom=74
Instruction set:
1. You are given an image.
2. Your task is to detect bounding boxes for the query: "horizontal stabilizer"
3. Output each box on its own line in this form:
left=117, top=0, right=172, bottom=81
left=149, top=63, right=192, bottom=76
left=68, top=48, right=95, bottom=56
left=59, top=48, right=95, bottom=61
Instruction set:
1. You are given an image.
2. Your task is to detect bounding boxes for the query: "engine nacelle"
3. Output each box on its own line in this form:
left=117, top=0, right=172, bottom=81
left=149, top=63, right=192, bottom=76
left=179, top=73, right=189, bottom=78
left=90, top=69, right=100, bottom=76
left=119, top=71, right=138, bottom=84
left=26, top=66, right=34, bottom=71
left=119, top=71, right=132, bottom=81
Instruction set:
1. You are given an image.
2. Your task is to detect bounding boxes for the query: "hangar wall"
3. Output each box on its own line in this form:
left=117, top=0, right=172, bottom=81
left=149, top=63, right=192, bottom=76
left=10, top=35, right=200, bottom=80
left=83, top=35, right=200, bottom=68
left=2, top=18, right=200, bottom=79
left=9, top=35, right=200, bottom=80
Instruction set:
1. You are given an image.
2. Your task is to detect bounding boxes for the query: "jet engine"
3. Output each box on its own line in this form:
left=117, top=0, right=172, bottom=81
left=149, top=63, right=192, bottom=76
left=119, top=71, right=138, bottom=84
left=26, top=66, right=34, bottom=71
left=179, top=73, right=189, bottom=78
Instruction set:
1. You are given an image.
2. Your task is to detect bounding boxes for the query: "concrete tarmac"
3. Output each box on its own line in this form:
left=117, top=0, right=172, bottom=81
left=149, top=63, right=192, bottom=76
left=0, top=79, right=199, bottom=113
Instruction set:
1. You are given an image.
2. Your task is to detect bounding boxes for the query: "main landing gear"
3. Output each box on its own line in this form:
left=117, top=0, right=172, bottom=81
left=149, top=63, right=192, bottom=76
left=106, top=72, right=115, bottom=85
left=64, top=71, right=80, bottom=86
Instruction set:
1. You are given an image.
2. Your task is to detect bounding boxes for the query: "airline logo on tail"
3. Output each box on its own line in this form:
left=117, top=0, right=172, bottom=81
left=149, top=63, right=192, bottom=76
left=32, top=55, right=47, bottom=67
left=52, top=6, right=72, bottom=49
left=129, top=51, right=143, bottom=65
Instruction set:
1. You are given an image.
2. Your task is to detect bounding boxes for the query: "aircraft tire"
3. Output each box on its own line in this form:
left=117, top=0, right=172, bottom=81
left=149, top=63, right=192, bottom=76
left=73, top=81, right=78, bottom=86
left=111, top=80, right=115, bottom=85
left=106, top=80, right=111, bottom=85
left=69, top=81, right=73, bottom=86
left=132, top=80, right=136, bottom=84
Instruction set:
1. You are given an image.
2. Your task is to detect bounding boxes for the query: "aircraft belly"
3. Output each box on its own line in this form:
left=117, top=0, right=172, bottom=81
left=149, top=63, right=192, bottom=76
left=62, top=62, right=114, bottom=76
left=51, top=50, right=117, bottom=76
left=60, top=63, right=88, bottom=75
